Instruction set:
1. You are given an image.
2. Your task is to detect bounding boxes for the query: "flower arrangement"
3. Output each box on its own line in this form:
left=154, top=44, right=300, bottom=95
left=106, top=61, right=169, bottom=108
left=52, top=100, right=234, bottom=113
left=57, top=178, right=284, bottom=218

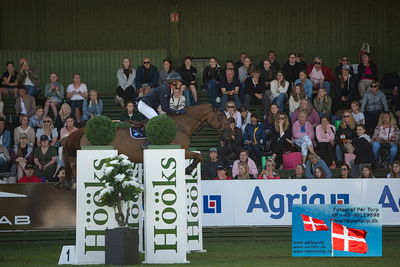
left=98, top=154, right=143, bottom=227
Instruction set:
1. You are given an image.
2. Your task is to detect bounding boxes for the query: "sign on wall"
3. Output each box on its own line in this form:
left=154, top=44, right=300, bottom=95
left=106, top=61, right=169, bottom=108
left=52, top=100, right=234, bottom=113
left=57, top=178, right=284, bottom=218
left=144, top=149, right=188, bottom=264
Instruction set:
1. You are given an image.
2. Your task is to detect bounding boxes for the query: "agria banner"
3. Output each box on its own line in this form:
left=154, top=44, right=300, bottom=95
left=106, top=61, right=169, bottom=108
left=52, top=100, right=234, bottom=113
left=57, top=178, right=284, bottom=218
left=202, top=179, right=400, bottom=226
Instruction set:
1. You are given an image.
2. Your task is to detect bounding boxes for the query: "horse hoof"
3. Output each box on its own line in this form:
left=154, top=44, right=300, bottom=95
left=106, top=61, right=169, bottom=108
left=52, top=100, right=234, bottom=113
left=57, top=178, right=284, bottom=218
left=185, top=167, right=194, bottom=175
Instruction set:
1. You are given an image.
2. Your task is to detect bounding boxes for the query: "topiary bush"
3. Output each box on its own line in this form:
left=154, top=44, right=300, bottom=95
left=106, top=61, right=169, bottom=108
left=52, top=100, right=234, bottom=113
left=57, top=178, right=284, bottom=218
left=86, top=116, right=116, bottom=145
left=146, top=115, right=177, bottom=145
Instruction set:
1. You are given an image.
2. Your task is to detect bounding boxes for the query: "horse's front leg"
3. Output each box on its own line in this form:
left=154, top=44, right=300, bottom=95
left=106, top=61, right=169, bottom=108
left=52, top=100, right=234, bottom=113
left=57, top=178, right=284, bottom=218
left=184, top=150, right=202, bottom=175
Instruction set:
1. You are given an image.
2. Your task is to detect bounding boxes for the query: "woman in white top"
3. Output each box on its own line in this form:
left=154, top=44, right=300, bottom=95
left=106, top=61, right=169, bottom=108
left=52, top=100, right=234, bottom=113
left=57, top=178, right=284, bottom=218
left=224, top=101, right=242, bottom=129
left=270, top=71, right=289, bottom=112
left=14, top=115, right=35, bottom=147
left=66, top=73, right=88, bottom=122
left=116, top=57, right=136, bottom=107
left=351, top=101, right=365, bottom=125
left=289, top=83, right=306, bottom=118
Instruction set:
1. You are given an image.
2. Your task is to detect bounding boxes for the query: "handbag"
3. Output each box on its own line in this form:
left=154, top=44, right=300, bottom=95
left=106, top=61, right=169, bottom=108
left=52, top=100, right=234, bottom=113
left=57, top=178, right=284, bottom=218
left=282, top=152, right=302, bottom=169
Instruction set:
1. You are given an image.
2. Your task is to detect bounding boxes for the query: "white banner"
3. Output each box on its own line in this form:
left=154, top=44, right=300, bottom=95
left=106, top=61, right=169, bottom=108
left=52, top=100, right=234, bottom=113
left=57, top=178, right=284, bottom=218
left=185, top=154, right=204, bottom=252
left=76, top=149, right=118, bottom=265
left=144, top=149, right=188, bottom=264
left=202, top=179, right=400, bottom=227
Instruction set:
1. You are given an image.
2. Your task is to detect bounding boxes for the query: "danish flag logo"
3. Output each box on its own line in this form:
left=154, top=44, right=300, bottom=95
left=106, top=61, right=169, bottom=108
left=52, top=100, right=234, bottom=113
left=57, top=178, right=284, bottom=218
left=300, top=214, right=329, bottom=231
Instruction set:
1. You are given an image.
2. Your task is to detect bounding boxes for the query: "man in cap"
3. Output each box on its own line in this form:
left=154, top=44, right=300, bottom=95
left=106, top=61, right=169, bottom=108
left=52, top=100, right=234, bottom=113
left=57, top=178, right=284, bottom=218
left=201, top=147, right=223, bottom=180
left=18, top=164, right=42, bottom=183
left=214, top=165, right=233, bottom=180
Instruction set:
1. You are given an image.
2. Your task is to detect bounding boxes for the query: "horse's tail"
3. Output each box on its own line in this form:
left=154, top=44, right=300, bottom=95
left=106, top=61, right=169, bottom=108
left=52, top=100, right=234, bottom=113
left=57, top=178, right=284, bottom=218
left=63, top=128, right=86, bottom=184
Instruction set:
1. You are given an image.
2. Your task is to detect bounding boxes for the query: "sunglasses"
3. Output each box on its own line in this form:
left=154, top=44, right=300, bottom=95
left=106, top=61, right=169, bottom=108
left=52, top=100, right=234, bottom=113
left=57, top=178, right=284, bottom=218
left=342, top=59, right=349, bottom=61
left=341, top=168, right=348, bottom=171
left=371, top=85, right=378, bottom=88
left=278, top=117, right=285, bottom=120
left=227, top=106, right=235, bottom=108
left=143, top=61, right=150, bottom=64
left=314, top=62, right=321, bottom=65
left=44, top=120, right=52, bottom=123
left=343, top=115, right=350, bottom=118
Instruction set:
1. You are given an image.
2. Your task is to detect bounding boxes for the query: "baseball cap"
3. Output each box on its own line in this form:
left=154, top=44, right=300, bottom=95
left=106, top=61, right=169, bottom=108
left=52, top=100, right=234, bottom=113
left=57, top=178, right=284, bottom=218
left=216, top=165, right=226, bottom=170
left=209, top=147, right=217, bottom=153
left=25, top=164, right=33, bottom=169
left=40, top=135, right=49, bottom=141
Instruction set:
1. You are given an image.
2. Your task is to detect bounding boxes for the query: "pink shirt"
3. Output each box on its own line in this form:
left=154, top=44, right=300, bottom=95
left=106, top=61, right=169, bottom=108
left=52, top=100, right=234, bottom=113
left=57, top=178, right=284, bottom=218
left=362, top=66, right=374, bottom=80
left=232, top=158, right=258, bottom=178
left=309, top=67, right=325, bottom=84
left=316, top=124, right=336, bottom=143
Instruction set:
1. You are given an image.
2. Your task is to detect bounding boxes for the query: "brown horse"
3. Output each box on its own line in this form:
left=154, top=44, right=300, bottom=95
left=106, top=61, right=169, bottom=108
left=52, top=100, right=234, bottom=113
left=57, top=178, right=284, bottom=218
left=61, top=104, right=227, bottom=186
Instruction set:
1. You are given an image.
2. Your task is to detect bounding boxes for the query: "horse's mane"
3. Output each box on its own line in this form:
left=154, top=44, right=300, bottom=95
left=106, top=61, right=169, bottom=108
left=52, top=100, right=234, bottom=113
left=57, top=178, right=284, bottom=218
left=63, top=128, right=86, bottom=158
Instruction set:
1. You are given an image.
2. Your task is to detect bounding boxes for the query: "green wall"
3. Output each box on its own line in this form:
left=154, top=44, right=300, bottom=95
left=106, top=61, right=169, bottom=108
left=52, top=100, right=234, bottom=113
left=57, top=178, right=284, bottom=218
left=1, top=0, right=399, bottom=75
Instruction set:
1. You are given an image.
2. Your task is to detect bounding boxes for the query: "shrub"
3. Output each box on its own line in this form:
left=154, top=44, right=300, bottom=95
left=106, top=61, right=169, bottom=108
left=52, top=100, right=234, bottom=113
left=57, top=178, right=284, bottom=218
left=146, top=115, right=177, bottom=145
left=86, top=116, right=116, bottom=145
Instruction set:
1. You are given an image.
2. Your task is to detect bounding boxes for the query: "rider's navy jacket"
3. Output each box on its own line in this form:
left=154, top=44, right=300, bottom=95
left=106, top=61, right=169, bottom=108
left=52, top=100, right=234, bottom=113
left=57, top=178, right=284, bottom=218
left=141, top=85, right=187, bottom=115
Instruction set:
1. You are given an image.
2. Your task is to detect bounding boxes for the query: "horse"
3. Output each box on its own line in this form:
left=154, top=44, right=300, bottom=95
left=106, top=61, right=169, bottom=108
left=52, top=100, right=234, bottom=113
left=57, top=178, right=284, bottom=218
left=61, top=104, right=227, bottom=187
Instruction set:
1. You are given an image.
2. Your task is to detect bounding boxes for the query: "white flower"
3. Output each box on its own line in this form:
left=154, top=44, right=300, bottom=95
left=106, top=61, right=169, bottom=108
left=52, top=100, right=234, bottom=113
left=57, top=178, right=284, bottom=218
left=121, top=159, right=131, bottom=166
left=104, top=166, right=114, bottom=175
left=122, top=180, right=140, bottom=188
left=114, top=173, right=125, bottom=182
left=109, top=160, right=119, bottom=165
left=99, top=184, right=114, bottom=198
left=118, top=154, right=129, bottom=160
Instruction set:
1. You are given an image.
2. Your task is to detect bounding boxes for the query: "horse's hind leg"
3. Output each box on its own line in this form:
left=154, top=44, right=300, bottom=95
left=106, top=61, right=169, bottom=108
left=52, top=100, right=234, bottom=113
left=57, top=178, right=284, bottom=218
left=185, top=150, right=202, bottom=175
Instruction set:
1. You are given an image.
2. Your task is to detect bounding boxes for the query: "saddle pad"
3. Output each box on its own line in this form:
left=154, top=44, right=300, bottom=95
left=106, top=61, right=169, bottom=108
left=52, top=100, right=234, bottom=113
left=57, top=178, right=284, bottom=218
left=129, top=128, right=147, bottom=140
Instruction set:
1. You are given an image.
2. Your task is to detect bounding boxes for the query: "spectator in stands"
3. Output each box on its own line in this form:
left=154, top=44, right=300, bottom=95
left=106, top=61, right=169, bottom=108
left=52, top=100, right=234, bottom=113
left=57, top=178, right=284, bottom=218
left=351, top=101, right=365, bottom=125
left=292, top=111, right=316, bottom=164
left=55, top=103, right=73, bottom=133
left=44, top=72, right=64, bottom=118
left=339, top=163, right=351, bottom=178
left=288, top=164, right=306, bottom=179
left=281, top=52, right=301, bottom=91
left=316, top=117, right=336, bottom=168
left=33, top=135, right=57, bottom=181
left=258, top=159, right=280, bottom=179
left=314, top=167, right=327, bottom=179
left=260, top=59, right=276, bottom=91
left=296, top=53, right=307, bottom=71
left=265, top=103, right=280, bottom=131
left=305, top=153, right=332, bottom=178
left=270, top=112, right=291, bottom=169
left=240, top=106, right=251, bottom=133
left=29, top=106, right=44, bottom=130
left=202, top=148, right=222, bottom=180
left=314, top=88, right=332, bottom=119
left=223, top=60, right=238, bottom=80
left=234, top=52, right=247, bottom=70
left=294, top=70, right=313, bottom=100
left=224, top=101, right=242, bottom=129
left=232, top=149, right=258, bottom=179
left=18, top=165, right=42, bottom=183
left=372, top=112, right=400, bottom=164
left=289, top=83, right=306, bottom=118
left=36, top=116, right=58, bottom=147
left=14, top=115, right=35, bottom=147
left=60, top=116, right=78, bottom=139
left=335, top=56, right=354, bottom=77
left=219, top=117, right=242, bottom=162
left=0, top=118, right=11, bottom=148
left=0, top=143, right=10, bottom=172
left=167, top=87, right=186, bottom=112
left=358, top=54, right=378, bottom=97
left=291, top=99, right=320, bottom=127
left=352, top=124, right=374, bottom=177
left=333, top=64, right=358, bottom=113
left=116, top=57, right=136, bottom=107
left=238, top=57, right=252, bottom=103
left=202, top=57, right=222, bottom=108
left=0, top=61, right=19, bottom=98
left=134, top=57, right=159, bottom=96
left=82, top=90, right=103, bottom=122
left=335, top=110, right=357, bottom=164
left=244, top=68, right=269, bottom=113
left=261, top=51, right=280, bottom=71
left=270, top=71, right=289, bottom=112
left=244, top=114, right=265, bottom=167
left=361, top=81, right=388, bottom=133
left=306, top=57, right=334, bottom=95
left=234, top=162, right=250, bottom=180
left=66, top=73, right=88, bottom=123
left=360, top=166, right=375, bottom=178
left=213, top=165, right=233, bottom=180
left=158, top=58, right=175, bottom=86
left=179, top=56, right=197, bottom=106
left=119, top=101, right=146, bottom=127
left=17, top=59, right=40, bottom=96
left=10, top=133, right=34, bottom=179
left=16, top=87, right=36, bottom=117
left=221, top=69, right=241, bottom=109
left=387, top=160, right=400, bottom=178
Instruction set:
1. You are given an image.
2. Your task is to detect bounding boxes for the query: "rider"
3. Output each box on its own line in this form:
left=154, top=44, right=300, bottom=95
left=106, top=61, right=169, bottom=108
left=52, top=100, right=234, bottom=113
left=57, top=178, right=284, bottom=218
left=138, top=73, right=187, bottom=119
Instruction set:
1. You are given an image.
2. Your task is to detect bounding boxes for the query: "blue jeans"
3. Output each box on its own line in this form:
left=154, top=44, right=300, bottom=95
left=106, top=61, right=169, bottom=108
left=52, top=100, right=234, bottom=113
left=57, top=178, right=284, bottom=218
left=372, top=142, right=398, bottom=163
left=183, top=90, right=194, bottom=106
left=336, top=145, right=344, bottom=162
left=272, top=93, right=287, bottom=112
left=322, top=81, right=331, bottom=95
left=24, top=85, right=39, bottom=96
left=221, top=94, right=241, bottom=110
left=206, top=79, right=219, bottom=108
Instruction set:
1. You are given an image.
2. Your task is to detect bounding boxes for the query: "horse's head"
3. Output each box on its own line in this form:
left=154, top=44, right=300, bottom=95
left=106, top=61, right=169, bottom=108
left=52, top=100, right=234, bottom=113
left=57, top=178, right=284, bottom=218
left=207, top=108, right=228, bottom=132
